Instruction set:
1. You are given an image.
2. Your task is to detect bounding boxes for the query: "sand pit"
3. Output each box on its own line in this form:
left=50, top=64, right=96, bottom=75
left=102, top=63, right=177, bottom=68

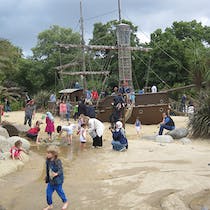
left=0, top=111, right=210, bottom=210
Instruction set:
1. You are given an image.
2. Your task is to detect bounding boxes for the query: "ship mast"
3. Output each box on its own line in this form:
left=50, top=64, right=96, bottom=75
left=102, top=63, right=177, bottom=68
left=118, top=0, right=122, bottom=23
left=80, top=0, right=86, bottom=89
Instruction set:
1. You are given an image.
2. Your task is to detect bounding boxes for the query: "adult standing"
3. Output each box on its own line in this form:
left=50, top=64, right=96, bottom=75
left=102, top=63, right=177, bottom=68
left=24, top=99, right=36, bottom=127
left=91, top=88, right=99, bottom=102
left=4, top=97, right=11, bottom=112
left=158, top=112, right=175, bottom=135
left=66, top=101, right=72, bottom=122
left=84, top=117, right=104, bottom=147
left=59, top=101, right=67, bottom=121
left=78, top=100, right=87, bottom=116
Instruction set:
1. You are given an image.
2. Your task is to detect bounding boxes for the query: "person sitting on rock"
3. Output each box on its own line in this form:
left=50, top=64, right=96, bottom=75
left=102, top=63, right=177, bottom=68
left=10, top=140, right=27, bottom=160
left=158, top=112, right=175, bottom=135
left=110, top=121, right=128, bottom=152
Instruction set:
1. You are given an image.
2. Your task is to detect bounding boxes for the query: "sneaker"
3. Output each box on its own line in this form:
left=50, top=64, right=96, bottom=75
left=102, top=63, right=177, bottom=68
left=119, top=147, right=126, bottom=152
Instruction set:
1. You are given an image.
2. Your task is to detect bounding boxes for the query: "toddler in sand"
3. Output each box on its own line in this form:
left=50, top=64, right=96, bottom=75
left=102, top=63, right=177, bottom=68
left=10, top=140, right=27, bottom=160
left=135, top=117, right=141, bottom=137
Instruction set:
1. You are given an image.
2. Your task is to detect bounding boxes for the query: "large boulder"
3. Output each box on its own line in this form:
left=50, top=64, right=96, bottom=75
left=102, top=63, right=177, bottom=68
left=1, top=122, right=30, bottom=137
left=7, top=136, right=30, bottom=151
left=155, top=135, right=174, bottom=143
left=0, top=135, right=12, bottom=152
left=0, top=126, right=9, bottom=138
left=167, top=128, right=189, bottom=139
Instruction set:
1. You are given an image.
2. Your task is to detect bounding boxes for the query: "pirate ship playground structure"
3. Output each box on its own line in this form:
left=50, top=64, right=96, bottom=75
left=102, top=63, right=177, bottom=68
left=56, top=0, right=170, bottom=125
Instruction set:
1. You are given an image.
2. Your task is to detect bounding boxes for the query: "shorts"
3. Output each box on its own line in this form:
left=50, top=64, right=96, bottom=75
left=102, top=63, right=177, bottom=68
left=80, top=141, right=86, bottom=144
left=67, top=130, right=73, bottom=135
left=136, top=126, right=140, bottom=132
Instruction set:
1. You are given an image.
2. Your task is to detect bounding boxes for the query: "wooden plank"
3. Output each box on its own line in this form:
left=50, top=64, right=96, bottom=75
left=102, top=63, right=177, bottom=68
left=60, top=71, right=110, bottom=76
left=57, top=43, right=151, bottom=52
left=55, top=62, right=79, bottom=70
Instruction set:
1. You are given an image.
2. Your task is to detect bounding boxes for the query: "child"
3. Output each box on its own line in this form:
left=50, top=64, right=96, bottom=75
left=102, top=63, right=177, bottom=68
left=45, top=112, right=55, bottom=142
left=57, top=123, right=76, bottom=145
left=44, top=145, right=68, bottom=210
left=135, top=117, right=141, bottom=137
left=10, top=140, right=27, bottom=160
left=27, top=120, right=42, bottom=143
left=79, top=123, right=87, bottom=150
left=59, top=101, right=67, bottom=121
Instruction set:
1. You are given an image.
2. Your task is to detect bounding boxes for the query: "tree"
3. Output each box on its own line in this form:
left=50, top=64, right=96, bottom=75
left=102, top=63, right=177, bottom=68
left=133, top=20, right=210, bottom=90
left=0, top=39, right=22, bottom=84
left=31, top=25, right=81, bottom=91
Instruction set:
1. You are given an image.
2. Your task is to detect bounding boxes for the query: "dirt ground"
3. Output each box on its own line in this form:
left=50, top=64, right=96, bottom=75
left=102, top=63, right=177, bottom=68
left=0, top=111, right=210, bottom=210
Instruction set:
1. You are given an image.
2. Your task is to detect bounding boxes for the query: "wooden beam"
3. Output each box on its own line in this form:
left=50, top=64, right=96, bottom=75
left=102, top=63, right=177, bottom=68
left=55, top=62, right=79, bottom=70
left=60, top=71, right=110, bottom=76
left=57, top=43, right=151, bottom=52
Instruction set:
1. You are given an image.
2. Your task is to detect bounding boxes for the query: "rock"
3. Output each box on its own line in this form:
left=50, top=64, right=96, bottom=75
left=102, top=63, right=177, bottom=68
left=13, top=123, right=30, bottom=134
left=143, top=136, right=156, bottom=141
left=155, top=135, right=174, bottom=143
left=0, top=135, right=12, bottom=152
left=0, top=205, right=6, bottom=210
left=7, top=136, right=30, bottom=151
left=167, top=128, right=189, bottom=139
left=2, top=122, right=30, bottom=137
left=0, top=126, right=9, bottom=138
left=180, top=138, right=192, bottom=144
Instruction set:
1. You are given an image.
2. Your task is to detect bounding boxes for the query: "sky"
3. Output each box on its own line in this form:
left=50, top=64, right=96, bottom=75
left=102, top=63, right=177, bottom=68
left=1, top=0, right=210, bottom=56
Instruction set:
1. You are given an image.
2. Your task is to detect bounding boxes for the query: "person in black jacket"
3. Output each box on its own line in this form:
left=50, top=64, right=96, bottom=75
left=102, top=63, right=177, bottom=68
left=44, top=145, right=68, bottom=210
left=158, top=112, right=175, bottom=135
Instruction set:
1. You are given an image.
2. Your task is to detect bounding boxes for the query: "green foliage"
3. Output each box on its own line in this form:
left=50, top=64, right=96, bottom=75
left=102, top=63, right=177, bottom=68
left=33, top=90, right=50, bottom=109
left=10, top=101, right=22, bottom=111
left=0, top=39, right=22, bottom=84
left=133, top=20, right=210, bottom=90
left=31, top=25, right=81, bottom=91
left=189, top=95, right=210, bottom=138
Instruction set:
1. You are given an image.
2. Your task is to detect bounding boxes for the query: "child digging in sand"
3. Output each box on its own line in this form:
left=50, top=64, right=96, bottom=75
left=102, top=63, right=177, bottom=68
left=10, top=140, right=27, bottom=160
left=57, top=123, right=76, bottom=145
left=44, top=145, right=68, bottom=210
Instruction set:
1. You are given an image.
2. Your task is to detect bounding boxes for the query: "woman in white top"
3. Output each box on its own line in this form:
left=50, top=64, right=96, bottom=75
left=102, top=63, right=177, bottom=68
left=83, top=117, right=104, bottom=147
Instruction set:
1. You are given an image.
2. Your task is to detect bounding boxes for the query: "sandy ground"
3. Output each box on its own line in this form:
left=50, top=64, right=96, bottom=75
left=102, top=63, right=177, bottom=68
left=0, top=111, right=210, bottom=210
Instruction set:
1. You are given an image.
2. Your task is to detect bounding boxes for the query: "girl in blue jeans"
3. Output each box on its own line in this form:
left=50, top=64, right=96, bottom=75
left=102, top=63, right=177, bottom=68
left=44, top=145, right=68, bottom=210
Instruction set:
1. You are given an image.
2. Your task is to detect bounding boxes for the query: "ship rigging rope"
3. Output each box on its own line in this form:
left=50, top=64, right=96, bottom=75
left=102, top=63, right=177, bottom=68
left=122, top=13, right=191, bottom=73
left=133, top=52, right=171, bottom=88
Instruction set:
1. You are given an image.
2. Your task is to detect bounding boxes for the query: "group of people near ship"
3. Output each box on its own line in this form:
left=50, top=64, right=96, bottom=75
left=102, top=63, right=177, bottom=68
left=1, top=87, right=183, bottom=210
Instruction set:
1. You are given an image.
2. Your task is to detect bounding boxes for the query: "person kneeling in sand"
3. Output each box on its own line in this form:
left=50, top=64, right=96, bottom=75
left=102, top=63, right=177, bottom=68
left=27, top=120, right=42, bottom=144
left=10, top=140, right=28, bottom=160
left=57, top=123, right=76, bottom=145
left=110, top=121, right=128, bottom=152
left=43, top=145, right=68, bottom=210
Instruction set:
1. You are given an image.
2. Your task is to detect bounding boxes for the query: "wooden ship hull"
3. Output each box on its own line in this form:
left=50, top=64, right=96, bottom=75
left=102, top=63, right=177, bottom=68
left=96, top=92, right=169, bottom=125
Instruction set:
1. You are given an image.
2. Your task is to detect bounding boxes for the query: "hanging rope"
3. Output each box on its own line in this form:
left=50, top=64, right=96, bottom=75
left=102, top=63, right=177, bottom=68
left=133, top=52, right=171, bottom=88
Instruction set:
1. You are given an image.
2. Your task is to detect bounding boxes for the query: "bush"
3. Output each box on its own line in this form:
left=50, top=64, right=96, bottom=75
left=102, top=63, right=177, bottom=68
left=33, top=90, right=50, bottom=110
left=10, top=101, right=22, bottom=111
left=189, top=94, right=210, bottom=138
